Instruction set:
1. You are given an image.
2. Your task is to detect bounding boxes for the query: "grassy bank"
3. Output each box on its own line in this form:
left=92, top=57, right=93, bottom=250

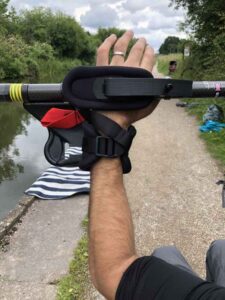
left=157, top=53, right=183, bottom=78
left=37, top=58, right=82, bottom=83
left=57, top=218, right=89, bottom=300
left=180, top=98, right=225, bottom=166
left=157, top=54, right=225, bottom=167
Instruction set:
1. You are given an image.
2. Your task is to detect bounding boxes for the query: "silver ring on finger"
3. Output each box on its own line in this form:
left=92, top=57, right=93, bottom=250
left=113, top=51, right=125, bottom=57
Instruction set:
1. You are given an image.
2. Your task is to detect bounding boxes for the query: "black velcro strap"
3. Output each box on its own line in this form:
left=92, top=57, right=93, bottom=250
left=103, top=78, right=193, bottom=98
left=79, top=112, right=136, bottom=173
left=90, top=112, right=136, bottom=148
left=83, top=136, right=124, bottom=157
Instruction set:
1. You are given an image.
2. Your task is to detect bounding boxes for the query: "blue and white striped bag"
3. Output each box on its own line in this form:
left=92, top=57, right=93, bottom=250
left=25, top=147, right=90, bottom=200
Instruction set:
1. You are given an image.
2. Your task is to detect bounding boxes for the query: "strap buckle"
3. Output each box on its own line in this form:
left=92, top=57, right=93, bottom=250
left=95, top=136, right=117, bottom=157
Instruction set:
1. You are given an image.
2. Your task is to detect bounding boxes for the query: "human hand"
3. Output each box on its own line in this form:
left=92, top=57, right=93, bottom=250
left=96, top=30, right=159, bottom=128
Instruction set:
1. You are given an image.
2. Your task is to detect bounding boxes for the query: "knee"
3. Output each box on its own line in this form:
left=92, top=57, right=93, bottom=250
left=152, top=245, right=178, bottom=257
left=207, top=240, right=225, bottom=258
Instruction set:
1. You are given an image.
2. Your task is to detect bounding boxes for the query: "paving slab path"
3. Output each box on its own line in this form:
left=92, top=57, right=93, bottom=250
left=0, top=196, right=88, bottom=299
left=1, top=66, right=225, bottom=300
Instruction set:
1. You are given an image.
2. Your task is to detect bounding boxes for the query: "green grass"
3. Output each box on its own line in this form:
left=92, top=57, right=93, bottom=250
left=182, top=98, right=225, bottom=166
left=157, top=53, right=225, bottom=168
left=201, top=130, right=225, bottom=165
left=57, top=217, right=89, bottom=300
left=157, top=53, right=183, bottom=78
left=38, top=58, right=82, bottom=83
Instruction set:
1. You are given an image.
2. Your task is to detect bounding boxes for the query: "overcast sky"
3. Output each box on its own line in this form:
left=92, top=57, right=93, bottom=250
left=9, top=0, right=187, bottom=51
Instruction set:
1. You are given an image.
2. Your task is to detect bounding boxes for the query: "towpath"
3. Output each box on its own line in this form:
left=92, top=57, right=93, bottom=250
left=0, top=196, right=88, bottom=299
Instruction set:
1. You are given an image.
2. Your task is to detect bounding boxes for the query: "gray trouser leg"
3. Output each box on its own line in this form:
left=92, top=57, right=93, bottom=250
left=152, top=246, right=198, bottom=276
left=206, top=240, right=225, bottom=287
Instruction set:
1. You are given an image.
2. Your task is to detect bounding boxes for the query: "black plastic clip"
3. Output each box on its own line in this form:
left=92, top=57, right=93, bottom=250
left=95, top=136, right=116, bottom=157
left=164, top=83, right=173, bottom=99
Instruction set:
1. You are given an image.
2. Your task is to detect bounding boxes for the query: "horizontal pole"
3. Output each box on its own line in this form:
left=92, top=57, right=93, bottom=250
left=0, top=80, right=225, bottom=104
left=192, top=81, right=225, bottom=98
left=0, top=83, right=64, bottom=103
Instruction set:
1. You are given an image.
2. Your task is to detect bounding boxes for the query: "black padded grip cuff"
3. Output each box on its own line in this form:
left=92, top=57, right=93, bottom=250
left=62, top=66, right=153, bottom=110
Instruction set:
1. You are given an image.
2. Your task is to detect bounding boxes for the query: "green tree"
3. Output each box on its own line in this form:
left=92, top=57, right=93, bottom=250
left=0, top=0, right=20, bottom=35
left=18, top=8, right=52, bottom=43
left=0, top=0, right=9, bottom=34
left=159, top=36, right=181, bottom=54
left=96, top=27, right=126, bottom=42
left=177, top=39, right=190, bottom=53
left=47, top=12, right=92, bottom=60
left=170, top=0, right=225, bottom=79
left=0, top=0, right=8, bottom=14
left=18, top=8, right=95, bottom=63
left=171, top=0, right=225, bottom=44
left=0, top=34, right=54, bottom=81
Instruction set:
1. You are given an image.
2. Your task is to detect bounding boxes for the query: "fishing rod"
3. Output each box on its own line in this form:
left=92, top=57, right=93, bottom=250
left=0, top=66, right=224, bottom=168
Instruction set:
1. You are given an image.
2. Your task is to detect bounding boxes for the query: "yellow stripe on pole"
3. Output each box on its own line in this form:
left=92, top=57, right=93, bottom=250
left=9, top=84, right=17, bottom=102
left=15, top=84, right=23, bottom=102
left=9, top=85, right=15, bottom=102
left=15, top=84, right=22, bottom=102
left=14, top=84, right=19, bottom=102
left=18, top=84, right=23, bottom=102
left=15, top=84, right=19, bottom=102
left=9, top=84, right=23, bottom=102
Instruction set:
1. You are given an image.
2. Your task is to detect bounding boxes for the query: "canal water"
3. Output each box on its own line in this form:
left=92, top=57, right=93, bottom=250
left=0, top=103, right=50, bottom=220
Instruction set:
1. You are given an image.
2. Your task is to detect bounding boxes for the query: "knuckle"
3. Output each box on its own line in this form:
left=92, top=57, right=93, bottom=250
left=97, top=46, right=107, bottom=55
left=146, top=46, right=154, bottom=54
left=134, top=44, right=144, bottom=53
left=141, top=37, right=147, bottom=43
left=114, top=39, right=125, bottom=51
left=145, top=49, right=154, bottom=58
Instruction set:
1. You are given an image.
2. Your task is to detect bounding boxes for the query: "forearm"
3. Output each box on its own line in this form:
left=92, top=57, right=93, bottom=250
left=89, top=158, right=138, bottom=299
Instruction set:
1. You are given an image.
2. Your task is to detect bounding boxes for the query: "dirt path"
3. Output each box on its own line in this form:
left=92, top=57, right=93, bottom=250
left=129, top=67, right=225, bottom=275
left=128, top=66, right=225, bottom=276
left=87, top=66, right=225, bottom=299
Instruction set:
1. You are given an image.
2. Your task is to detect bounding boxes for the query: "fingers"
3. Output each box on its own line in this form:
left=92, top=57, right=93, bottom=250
left=125, top=38, right=147, bottom=67
left=140, top=45, right=155, bottom=72
left=96, top=31, right=155, bottom=73
left=96, top=34, right=117, bottom=66
left=110, top=31, right=134, bottom=66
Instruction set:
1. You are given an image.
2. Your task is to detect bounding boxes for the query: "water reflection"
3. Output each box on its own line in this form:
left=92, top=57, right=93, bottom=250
left=0, top=103, right=50, bottom=220
left=0, top=103, right=29, bottom=183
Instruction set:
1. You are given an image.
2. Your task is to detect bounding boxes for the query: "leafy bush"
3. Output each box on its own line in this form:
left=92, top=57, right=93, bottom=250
left=170, top=0, right=225, bottom=80
left=0, top=34, right=56, bottom=82
left=18, top=8, right=95, bottom=63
